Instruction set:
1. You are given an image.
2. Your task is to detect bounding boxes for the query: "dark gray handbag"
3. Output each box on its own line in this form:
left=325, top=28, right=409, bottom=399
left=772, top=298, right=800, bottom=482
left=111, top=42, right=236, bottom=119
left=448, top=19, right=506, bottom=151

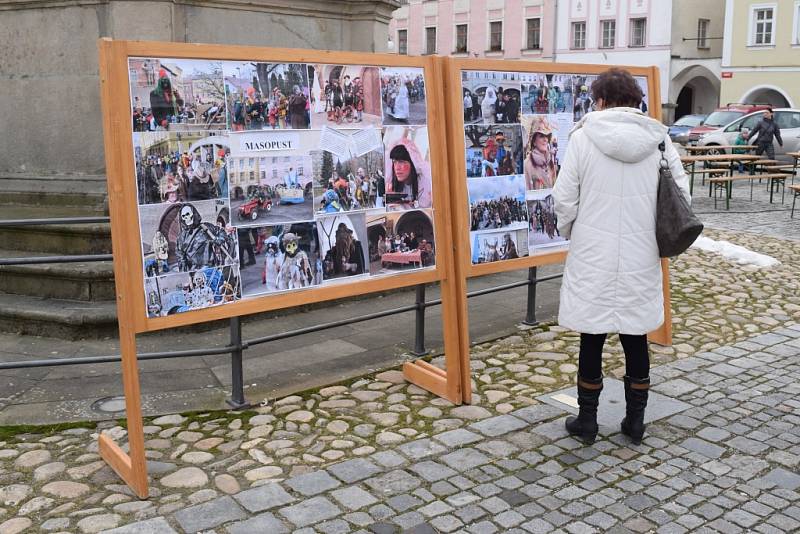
left=656, top=142, right=703, bottom=257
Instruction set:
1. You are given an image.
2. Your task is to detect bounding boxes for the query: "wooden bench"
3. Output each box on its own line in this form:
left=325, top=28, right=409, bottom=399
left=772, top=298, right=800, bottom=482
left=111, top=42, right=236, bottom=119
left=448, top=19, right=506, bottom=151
left=791, top=185, right=800, bottom=219
left=709, top=173, right=790, bottom=209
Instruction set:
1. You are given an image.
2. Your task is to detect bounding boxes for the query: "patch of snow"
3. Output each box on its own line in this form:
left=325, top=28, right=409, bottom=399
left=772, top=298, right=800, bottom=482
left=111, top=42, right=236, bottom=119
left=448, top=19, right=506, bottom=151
left=690, top=236, right=780, bottom=268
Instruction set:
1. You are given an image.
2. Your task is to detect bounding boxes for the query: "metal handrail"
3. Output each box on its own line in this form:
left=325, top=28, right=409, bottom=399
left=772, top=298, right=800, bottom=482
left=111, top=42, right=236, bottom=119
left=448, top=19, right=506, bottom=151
left=0, top=216, right=562, bottom=408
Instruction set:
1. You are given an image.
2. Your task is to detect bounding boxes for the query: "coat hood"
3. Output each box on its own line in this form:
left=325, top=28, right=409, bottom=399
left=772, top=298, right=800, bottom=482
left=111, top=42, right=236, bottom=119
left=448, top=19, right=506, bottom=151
left=573, top=108, right=667, bottom=163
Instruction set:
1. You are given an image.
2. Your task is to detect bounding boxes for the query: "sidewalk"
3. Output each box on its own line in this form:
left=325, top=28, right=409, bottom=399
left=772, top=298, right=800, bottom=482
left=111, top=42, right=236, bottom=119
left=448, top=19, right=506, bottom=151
left=0, top=223, right=799, bottom=533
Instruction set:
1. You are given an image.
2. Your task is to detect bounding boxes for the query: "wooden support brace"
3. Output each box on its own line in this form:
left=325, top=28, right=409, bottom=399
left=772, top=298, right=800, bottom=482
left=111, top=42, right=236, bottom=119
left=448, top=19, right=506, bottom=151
left=403, top=361, right=457, bottom=403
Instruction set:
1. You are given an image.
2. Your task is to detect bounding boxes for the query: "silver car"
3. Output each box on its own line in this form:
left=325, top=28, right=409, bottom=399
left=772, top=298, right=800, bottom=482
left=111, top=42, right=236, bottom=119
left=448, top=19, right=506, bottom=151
left=697, top=108, right=800, bottom=162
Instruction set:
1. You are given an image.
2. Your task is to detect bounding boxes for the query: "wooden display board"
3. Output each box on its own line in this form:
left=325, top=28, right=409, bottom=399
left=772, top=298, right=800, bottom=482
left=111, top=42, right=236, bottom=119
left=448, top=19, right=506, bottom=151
left=98, top=39, right=468, bottom=498
left=442, top=58, right=672, bottom=402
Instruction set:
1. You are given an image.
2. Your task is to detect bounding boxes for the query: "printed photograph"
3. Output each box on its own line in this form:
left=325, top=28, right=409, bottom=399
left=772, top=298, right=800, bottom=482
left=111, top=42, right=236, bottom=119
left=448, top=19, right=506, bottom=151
left=314, top=148, right=385, bottom=212
left=381, top=67, right=427, bottom=125
left=308, top=64, right=383, bottom=128
left=223, top=62, right=311, bottom=131
left=129, top=58, right=226, bottom=132
left=383, top=126, right=432, bottom=211
left=468, top=175, right=528, bottom=232
left=527, top=189, right=568, bottom=250
left=521, top=115, right=559, bottom=190
left=635, top=76, right=650, bottom=114
left=366, top=209, right=435, bottom=275
left=237, top=222, right=321, bottom=297
left=461, top=70, right=522, bottom=125
left=139, top=199, right=238, bottom=277
left=134, top=131, right=229, bottom=205
left=144, top=266, right=240, bottom=318
left=572, top=74, right=597, bottom=122
left=521, top=73, right=574, bottom=115
left=464, top=125, right=524, bottom=177
left=228, top=155, right=314, bottom=226
left=470, top=228, right=529, bottom=264
left=316, top=213, right=369, bottom=281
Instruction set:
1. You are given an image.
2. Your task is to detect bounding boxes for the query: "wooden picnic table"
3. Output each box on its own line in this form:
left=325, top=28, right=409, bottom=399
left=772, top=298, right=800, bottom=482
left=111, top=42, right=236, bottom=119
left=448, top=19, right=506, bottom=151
left=791, top=184, right=800, bottom=218
left=680, top=154, right=762, bottom=195
left=684, top=145, right=756, bottom=152
left=709, top=173, right=791, bottom=209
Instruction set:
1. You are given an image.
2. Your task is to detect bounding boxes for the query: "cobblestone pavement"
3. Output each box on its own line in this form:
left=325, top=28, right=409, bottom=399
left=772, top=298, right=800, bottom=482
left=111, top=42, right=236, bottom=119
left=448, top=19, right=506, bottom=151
left=0, top=225, right=799, bottom=533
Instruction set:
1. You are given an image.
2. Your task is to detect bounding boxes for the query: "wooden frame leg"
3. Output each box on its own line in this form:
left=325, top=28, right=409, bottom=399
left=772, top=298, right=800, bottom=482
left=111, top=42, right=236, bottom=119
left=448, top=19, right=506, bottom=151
left=98, top=324, right=149, bottom=499
left=648, top=258, right=673, bottom=346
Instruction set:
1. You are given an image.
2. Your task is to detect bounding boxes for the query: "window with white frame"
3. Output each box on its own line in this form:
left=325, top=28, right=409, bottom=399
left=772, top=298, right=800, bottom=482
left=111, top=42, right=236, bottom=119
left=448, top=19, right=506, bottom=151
left=456, top=24, right=468, bottom=53
left=600, top=20, right=616, bottom=48
left=398, top=29, right=408, bottom=55
left=697, top=18, right=710, bottom=48
left=526, top=18, right=541, bottom=50
left=794, top=1, right=800, bottom=44
left=630, top=18, right=647, bottom=47
left=751, top=6, right=775, bottom=45
left=572, top=21, right=586, bottom=49
left=489, top=21, right=503, bottom=51
left=425, top=27, right=437, bottom=55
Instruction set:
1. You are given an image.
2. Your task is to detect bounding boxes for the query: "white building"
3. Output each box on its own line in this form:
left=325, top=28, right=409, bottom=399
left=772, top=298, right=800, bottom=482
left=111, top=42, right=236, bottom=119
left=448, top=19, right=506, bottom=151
left=552, top=0, right=725, bottom=123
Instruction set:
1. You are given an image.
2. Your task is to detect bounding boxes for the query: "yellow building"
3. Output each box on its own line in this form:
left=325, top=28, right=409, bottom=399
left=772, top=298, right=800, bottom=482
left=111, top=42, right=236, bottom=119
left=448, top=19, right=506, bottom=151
left=721, top=0, right=800, bottom=107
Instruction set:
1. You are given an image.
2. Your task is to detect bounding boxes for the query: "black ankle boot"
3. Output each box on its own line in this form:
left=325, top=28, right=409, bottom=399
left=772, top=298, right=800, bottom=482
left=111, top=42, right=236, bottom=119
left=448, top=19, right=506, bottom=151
left=621, top=375, right=650, bottom=445
left=565, top=376, right=603, bottom=444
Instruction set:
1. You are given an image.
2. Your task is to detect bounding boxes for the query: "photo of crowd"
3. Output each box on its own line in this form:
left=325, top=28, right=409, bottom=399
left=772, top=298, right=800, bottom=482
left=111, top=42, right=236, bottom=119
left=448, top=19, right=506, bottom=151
left=521, top=115, right=559, bottom=190
left=314, top=148, right=385, bottom=213
left=527, top=189, right=567, bottom=250
left=462, top=70, right=522, bottom=125
left=223, top=62, right=311, bottom=131
left=521, top=73, right=574, bottom=115
left=366, top=209, right=435, bottom=275
left=309, top=65, right=383, bottom=128
left=144, top=266, right=240, bottom=318
left=316, top=213, right=369, bottom=281
left=470, top=229, right=528, bottom=264
left=237, top=222, right=321, bottom=297
left=139, top=199, right=238, bottom=279
left=228, top=155, right=314, bottom=226
left=134, top=131, right=229, bottom=205
left=468, top=175, right=528, bottom=232
left=129, top=58, right=227, bottom=132
left=464, top=125, right=524, bottom=177
left=383, top=126, right=432, bottom=211
left=381, top=67, right=427, bottom=125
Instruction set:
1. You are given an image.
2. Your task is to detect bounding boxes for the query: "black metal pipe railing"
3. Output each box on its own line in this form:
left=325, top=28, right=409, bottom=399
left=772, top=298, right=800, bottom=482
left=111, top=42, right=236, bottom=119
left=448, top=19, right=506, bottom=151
left=0, top=215, right=563, bottom=409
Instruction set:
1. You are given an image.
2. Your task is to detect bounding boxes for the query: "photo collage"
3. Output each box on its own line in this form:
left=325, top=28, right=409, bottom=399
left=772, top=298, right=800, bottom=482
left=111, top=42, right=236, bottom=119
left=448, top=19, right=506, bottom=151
left=462, top=70, right=649, bottom=264
left=129, top=57, right=434, bottom=317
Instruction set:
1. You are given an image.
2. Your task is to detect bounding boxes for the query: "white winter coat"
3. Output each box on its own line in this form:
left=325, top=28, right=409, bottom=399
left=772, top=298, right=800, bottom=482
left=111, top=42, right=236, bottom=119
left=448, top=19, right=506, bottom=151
left=553, top=108, right=690, bottom=335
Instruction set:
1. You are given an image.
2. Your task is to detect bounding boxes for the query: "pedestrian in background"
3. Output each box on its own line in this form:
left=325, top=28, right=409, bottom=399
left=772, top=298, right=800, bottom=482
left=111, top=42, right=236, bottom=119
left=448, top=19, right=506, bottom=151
left=748, top=108, right=783, bottom=161
left=553, top=67, right=690, bottom=445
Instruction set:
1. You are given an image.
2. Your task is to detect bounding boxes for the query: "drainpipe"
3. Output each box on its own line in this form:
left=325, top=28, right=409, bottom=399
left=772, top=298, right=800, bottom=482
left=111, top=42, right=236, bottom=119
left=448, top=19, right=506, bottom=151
left=551, top=0, right=559, bottom=62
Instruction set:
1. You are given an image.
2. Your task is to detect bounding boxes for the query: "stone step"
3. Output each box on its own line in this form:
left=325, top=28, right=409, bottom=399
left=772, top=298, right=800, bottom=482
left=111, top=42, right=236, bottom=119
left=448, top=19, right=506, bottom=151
left=0, top=173, right=108, bottom=213
left=0, top=250, right=115, bottom=301
left=0, top=291, right=117, bottom=339
left=0, top=218, right=111, bottom=255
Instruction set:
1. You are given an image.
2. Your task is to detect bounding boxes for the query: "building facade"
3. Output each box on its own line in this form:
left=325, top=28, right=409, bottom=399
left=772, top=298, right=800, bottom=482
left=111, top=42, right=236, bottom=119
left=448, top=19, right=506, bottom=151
left=554, top=0, right=725, bottom=123
left=721, top=0, right=800, bottom=108
left=390, top=0, right=727, bottom=123
left=389, top=0, right=556, bottom=61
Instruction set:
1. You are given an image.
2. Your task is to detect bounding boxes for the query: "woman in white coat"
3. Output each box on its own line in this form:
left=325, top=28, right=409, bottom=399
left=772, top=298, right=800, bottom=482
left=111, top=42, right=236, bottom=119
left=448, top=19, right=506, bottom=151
left=553, top=68, right=690, bottom=445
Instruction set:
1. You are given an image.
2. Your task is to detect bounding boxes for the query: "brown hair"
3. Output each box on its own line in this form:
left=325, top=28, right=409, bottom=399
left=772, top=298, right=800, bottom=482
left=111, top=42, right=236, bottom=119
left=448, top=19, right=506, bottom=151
left=591, top=68, right=643, bottom=109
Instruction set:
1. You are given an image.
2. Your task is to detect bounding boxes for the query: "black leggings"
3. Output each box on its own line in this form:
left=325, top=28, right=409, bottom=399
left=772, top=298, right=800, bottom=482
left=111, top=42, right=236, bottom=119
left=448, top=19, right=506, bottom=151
left=578, top=333, right=649, bottom=380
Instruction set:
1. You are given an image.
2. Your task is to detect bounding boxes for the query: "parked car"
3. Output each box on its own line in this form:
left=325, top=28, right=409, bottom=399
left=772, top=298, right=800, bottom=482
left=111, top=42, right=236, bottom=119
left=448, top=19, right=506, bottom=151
left=686, top=103, right=772, bottom=144
left=668, top=114, right=706, bottom=145
left=697, top=108, right=800, bottom=162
